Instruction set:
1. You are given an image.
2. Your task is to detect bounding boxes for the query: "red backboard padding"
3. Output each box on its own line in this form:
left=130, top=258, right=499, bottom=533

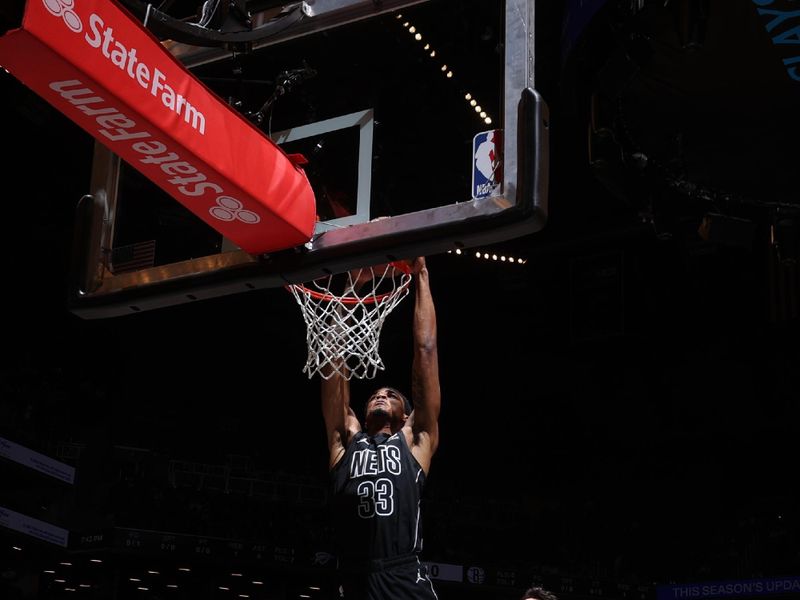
left=0, top=0, right=316, bottom=255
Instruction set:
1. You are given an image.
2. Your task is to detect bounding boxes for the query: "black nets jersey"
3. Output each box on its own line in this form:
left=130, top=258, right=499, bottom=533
left=330, top=430, right=426, bottom=562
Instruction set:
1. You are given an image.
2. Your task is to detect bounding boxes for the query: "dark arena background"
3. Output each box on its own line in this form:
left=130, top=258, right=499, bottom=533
left=2, top=1, right=800, bottom=599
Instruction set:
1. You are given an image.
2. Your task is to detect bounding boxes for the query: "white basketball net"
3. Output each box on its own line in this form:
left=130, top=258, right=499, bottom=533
left=286, top=263, right=413, bottom=380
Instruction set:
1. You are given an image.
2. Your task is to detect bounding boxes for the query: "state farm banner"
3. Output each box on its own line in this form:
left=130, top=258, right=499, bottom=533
left=0, top=0, right=316, bottom=255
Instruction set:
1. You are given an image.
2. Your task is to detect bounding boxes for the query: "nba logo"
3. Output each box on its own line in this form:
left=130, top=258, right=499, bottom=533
left=472, top=129, right=503, bottom=200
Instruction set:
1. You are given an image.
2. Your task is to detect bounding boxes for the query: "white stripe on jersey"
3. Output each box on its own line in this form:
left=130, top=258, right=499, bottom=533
left=412, top=468, right=422, bottom=550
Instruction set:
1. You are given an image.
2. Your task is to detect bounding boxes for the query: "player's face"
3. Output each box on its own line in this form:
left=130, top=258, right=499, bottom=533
left=366, top=388, right=406, bottom=419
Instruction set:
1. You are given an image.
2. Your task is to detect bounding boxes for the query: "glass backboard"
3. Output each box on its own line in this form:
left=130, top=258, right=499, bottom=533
left=68, top=0, right=548, bottom=318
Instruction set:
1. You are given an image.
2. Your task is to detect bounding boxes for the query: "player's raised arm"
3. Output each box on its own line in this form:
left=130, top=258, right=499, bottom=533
left=321, top=363, right=360, bottom=470
left=405, top=257, right=440, bottom=473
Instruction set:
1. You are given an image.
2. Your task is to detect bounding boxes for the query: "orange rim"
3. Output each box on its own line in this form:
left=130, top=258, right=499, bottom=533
left=285, top=261, right=412, bottom=305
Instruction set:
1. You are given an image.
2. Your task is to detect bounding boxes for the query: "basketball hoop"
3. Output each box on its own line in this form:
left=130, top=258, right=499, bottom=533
left=286, top=261, right=413, bottom=380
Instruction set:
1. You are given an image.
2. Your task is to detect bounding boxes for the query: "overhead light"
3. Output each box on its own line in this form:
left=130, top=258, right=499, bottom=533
left=395, top=17, right=489, bottom=126
left=460, top=249, right=527, bottom=265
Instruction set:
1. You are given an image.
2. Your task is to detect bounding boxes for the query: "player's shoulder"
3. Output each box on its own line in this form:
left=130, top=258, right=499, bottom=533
left=347, top=430, right=368, bottom=445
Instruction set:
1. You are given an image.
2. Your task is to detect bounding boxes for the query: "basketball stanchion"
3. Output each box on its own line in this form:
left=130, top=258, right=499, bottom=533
left=286, top=261, right=413, bottom=379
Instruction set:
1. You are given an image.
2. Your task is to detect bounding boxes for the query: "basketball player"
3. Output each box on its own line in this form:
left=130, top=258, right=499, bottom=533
left=321, top=256, right=440, bottom=600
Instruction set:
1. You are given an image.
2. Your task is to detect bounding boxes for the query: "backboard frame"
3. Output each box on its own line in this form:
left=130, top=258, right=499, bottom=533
left=68, top=0, right=548, bottom=318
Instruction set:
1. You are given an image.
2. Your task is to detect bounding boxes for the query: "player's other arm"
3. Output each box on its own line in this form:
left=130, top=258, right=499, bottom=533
left=321, top=364, right=360, bottom=470
left=406, top=257, right=441, bottom=474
